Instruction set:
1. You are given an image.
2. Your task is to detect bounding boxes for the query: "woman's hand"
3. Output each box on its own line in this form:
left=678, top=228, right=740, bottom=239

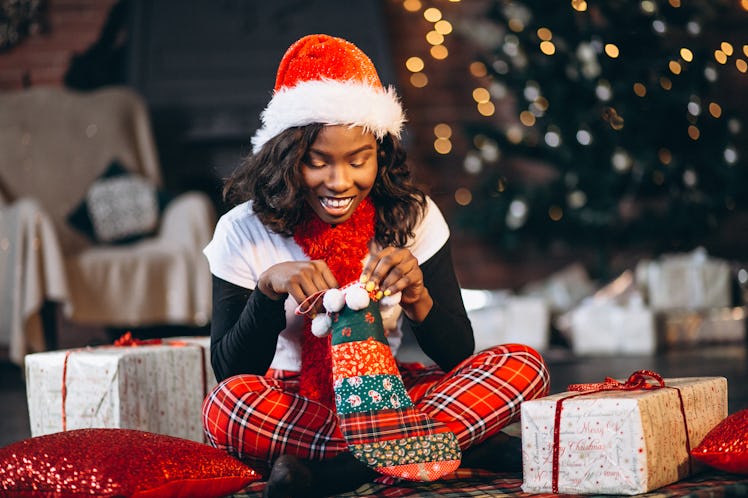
left=360, top=246, right=433, bottom=323
left=257, top=260, right=338, bottom=306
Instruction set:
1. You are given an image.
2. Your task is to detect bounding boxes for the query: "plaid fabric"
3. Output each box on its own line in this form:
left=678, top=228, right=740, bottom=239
left=202, top=344, right=550, bottom=466
left=339, top=408, right=440, bottom=444
left=231, top=469, right=748, bottom=497
left=410, top=344, right=551, bottom=449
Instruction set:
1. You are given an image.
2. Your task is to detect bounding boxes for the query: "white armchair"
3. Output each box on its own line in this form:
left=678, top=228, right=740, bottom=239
left=0, top=86, right=215, bottom=365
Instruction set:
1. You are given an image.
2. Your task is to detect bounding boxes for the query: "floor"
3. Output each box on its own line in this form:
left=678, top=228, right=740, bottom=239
left=2, top=339, right=746, bottom=449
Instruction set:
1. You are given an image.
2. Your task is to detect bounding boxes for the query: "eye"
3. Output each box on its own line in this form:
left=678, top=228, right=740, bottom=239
left=304, top=158, right=327, bottom=169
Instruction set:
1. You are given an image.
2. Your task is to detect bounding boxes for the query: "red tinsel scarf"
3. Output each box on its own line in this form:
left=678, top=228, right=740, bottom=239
left=293, top=197, right=375, bottom=408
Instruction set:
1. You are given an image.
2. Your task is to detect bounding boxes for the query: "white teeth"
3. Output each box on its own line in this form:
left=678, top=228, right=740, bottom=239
left=321, top=197, right=353, bottom=208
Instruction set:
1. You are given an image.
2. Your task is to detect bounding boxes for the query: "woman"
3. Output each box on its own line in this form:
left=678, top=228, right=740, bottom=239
left=202, top=34, right=550, bottom=498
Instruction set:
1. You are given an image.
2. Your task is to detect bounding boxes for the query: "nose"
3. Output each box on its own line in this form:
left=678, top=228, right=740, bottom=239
left=326, top=164, right=352, bottom=192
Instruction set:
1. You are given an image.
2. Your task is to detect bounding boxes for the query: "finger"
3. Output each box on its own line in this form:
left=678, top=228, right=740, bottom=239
left=382, top=264, right=421, bottom=296
left=310, top=260, right=339, bottom=289
left=362, top=247, right=401, bottom=288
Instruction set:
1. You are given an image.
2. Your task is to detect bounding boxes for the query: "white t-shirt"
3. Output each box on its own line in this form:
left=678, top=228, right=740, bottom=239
left=203, top=196, right=449, bottom=371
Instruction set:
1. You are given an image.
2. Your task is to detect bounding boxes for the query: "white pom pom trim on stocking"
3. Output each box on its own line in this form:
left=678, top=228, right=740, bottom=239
left=311, top=313, right=332, bottom=337
left=322, top=288, right=346, bottom=312
left=345, top=285, right=371, bottom=310
left=380, top=291, right=402, bottom=308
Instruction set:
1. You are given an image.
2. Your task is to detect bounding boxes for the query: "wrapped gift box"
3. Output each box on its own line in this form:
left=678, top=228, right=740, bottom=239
left=657, top=307, right=746, bottom=348
left=521, top=376, right=727, bottom=495
left=25, top=339, right=215, bottom=442
left=636, top=248, right=731, bottom=311
left=568, top=299, right=656, bottom=355
left=163, top=335, right=218, bottom=395
left=462, top=289, right=550, bottom=352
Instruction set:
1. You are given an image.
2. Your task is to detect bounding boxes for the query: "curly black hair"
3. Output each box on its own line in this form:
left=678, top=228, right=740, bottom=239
left=223, top=124, right=427, bottom=248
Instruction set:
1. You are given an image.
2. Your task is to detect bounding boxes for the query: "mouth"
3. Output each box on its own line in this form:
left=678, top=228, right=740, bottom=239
left=319, top=196, right=355, bottom=216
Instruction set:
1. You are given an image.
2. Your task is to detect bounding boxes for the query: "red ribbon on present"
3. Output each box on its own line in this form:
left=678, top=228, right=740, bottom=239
left=550, top=370, right=692, bottom=494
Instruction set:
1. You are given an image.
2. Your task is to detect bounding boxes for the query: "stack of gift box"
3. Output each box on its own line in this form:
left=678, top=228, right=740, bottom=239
left=559, top=247, right=746, bottom=355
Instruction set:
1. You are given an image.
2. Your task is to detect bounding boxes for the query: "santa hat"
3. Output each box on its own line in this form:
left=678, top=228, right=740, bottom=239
left=251, top=34, right=405, bottom=153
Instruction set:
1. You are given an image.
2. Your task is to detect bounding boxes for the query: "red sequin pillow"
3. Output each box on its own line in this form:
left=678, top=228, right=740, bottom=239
left=691, top=409, right=748, bottom=474
left=0, top=429, right=261, bottom=497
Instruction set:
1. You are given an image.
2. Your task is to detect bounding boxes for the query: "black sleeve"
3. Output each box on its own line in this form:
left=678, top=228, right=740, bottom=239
left=405, top=238, right=475, bottom=372
left=209, top=276, right=287, bottom=381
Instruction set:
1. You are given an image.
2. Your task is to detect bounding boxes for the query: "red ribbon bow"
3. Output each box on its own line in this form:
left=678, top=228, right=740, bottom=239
left=550, top=370, right=691, bottom=493
left=567, top=369, right=665, bottom=392
left=112, top=331, right=163, bottom=346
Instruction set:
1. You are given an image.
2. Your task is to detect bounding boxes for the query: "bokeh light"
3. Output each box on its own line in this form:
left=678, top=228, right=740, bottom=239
left=423, top=7, right=441, bottom=22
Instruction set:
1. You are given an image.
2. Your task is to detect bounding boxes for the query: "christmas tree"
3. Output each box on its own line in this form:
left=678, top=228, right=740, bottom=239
left=454, top=0, right=747, bottom=255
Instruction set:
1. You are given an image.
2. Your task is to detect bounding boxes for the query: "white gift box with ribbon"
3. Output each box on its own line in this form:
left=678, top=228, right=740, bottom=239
left=25, top=339, right=215, bottom=442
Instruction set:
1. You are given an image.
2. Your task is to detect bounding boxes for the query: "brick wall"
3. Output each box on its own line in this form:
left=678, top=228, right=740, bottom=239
left=0, top=0, right=117, bottom=90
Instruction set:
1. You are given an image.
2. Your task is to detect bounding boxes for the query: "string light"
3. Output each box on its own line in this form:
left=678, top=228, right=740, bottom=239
left=434, top=137, right=452, bottom=154
left=548, top=206, right=563, bottom=221
left=576, top=129, right=592, bottom=145
left=724, top=146, right=738, bottom=164
left=469, top=61, right=487, bottom=77
left=519, top=110, right=536, bottom=126
left=434, top=123, right=452, bottom=139
left=430, top=45, right=449, bottom=59
left=477, top=101, right=495, bottom=116
left=669, top=60, right=682, bottom=74
left=714, top=50, right=728, bottom=64
left=426, top=31, right=444, bottom=45
left=640, top=1, right=656, bottom=14
left=410, top=72, right=428, bottom=88
left=403, top=0, right=421, bottom=12
left=537, top=27, right=552, bottom=41
left=405, top=56, right=425, bottom=72
left=571, top=0, right=587, bottom=12
left=658, top=148, right=672, bottom=165
left=709, top=102, right=722, bottom=118
left=688, top=125, right=700, bottom=140
left=633, top=82, right=647, bottom=97
left=454, top=187, right=472, bottom=205
left=680, top=48, right=693, bottom=62
left=540, top=40, right=556, bottom=55
left=668, top=0, right=681, bottom=6
left=434, top=20, right=453, bottom=35
left=508, top=18, right=525, bottom=32
left=742, top=0, right=748, bottom=10
left=423, top=7, right=441, bottom=22
left=472, top=87, right=490, bottom=103
left=721, top=42, right=734, bottom=56
left=660, top=76, right=673, bottom=90
left=737, top=59, right=748, bottom=73
left=604, top=43, right=620, bottom=58
left=744, top=45, right=748, bottom=57
left=506, top=125, right=523, bottom=144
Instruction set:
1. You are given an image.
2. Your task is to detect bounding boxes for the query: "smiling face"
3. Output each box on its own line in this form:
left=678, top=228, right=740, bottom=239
left=301, top=125, right=379, bottom=225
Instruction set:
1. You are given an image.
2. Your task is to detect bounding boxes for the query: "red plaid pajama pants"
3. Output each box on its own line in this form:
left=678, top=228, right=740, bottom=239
left=202, top=343, right=550, bottom=468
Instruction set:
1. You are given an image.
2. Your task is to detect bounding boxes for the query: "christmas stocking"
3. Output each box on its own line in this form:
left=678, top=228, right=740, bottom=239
left=306, top=283, right=461, bottom=481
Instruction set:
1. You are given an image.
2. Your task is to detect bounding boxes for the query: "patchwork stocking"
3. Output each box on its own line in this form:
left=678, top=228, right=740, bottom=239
left=307, top=284, right=461, bottom=481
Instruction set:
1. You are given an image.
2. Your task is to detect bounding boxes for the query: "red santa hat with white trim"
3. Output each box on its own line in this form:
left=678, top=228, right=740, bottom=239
left=251, top=34, right=406, bottom=153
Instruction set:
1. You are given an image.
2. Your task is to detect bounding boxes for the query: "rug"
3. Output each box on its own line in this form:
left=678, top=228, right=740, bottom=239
left=231, top=469, right=748, bottom=497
